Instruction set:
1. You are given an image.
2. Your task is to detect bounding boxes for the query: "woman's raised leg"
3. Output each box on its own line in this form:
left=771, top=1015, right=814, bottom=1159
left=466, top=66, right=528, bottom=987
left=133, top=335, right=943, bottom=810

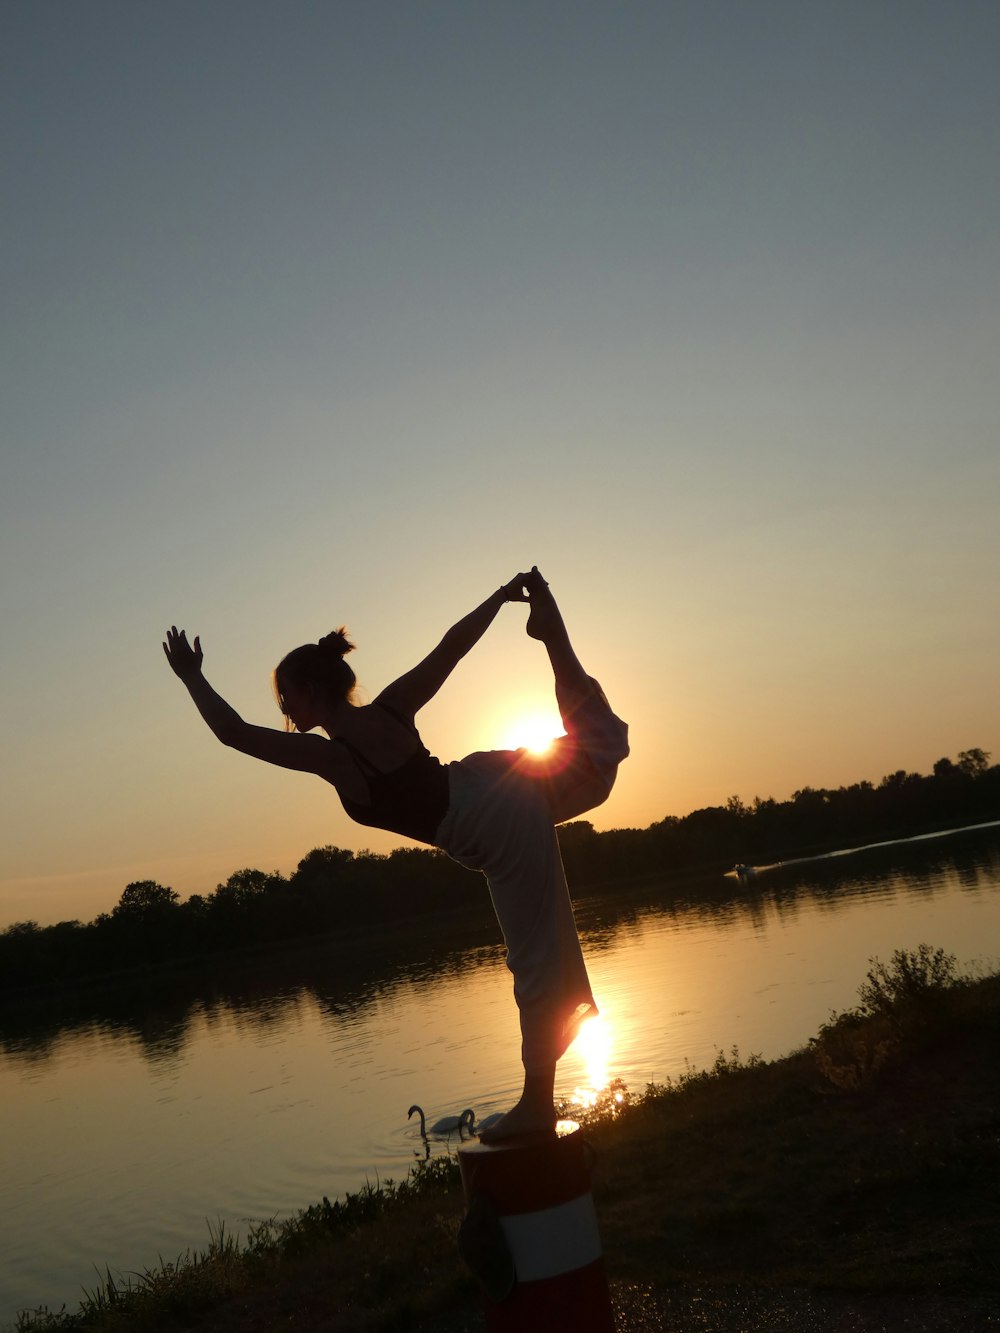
left=524, top=567, right=592, bottom=714
left=519, top=568, right=629, bottom=825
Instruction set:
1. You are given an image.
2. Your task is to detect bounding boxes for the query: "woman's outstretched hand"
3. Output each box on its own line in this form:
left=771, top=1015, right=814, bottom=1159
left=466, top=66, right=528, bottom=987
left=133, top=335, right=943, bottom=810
left=163, top=626, right=204, bottom=680
left=501, top=573, right=532, bottom=603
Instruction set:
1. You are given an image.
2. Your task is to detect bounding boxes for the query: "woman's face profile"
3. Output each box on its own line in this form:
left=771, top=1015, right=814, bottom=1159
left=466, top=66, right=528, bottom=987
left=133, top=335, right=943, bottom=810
left=279, top=680, right=318, bottom=732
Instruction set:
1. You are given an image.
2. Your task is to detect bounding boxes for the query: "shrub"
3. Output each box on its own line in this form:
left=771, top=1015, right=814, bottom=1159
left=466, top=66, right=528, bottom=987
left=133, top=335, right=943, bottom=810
left=812, top=945, right=962, bottom=1092
left=857, top=944, right=958, bottom=1019
left=811, top=1010, right=898, bottom=1092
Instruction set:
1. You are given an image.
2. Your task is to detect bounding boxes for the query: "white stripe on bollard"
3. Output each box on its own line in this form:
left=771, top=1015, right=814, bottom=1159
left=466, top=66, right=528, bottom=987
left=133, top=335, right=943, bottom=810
left=498, top=1193, right=603, bottom=1283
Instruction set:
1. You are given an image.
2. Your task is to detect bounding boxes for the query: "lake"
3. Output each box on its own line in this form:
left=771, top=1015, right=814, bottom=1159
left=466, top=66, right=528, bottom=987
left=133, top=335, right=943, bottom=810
left=2, top=822, right=999, bottom=1326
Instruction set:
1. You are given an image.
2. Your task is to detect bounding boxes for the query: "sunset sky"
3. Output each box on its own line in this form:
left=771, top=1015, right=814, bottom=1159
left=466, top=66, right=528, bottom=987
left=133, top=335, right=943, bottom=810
left=3, top=1, right=998, bottom=928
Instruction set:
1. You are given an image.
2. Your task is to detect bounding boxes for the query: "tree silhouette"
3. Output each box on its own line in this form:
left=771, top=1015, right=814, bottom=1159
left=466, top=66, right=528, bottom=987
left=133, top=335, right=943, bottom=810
left=957, top=748, right=990, bottom=778
left=112, top=880, right=179, bottom=919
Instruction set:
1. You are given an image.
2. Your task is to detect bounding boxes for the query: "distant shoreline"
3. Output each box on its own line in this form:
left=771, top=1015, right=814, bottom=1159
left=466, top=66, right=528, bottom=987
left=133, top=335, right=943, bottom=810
left=3, top=814, right=999, bottom=1017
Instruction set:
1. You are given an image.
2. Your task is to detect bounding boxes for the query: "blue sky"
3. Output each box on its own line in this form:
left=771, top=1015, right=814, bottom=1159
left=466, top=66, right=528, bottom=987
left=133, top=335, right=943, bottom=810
left=2, top=0, right=998, bottom=925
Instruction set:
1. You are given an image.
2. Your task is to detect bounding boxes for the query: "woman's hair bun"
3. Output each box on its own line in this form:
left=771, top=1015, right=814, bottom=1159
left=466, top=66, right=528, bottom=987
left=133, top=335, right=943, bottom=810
left=317, top=627, right=355, bottom=659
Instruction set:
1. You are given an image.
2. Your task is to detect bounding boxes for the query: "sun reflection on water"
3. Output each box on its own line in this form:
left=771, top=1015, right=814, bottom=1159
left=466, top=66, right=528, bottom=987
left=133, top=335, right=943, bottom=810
left=569, top=1014, right=624, bottom=1116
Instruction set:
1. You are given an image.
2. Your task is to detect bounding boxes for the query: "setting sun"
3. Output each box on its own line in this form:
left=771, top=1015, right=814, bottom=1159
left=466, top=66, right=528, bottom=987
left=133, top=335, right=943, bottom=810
left=499, top=710, right=563, bottom=756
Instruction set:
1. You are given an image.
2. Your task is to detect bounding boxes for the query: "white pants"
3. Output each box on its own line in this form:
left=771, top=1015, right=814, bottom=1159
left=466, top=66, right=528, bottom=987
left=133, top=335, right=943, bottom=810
left=434, top=680, right=629, bottom=1073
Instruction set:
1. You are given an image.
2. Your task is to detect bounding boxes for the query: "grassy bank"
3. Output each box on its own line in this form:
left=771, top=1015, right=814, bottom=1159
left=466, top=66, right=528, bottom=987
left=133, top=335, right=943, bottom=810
left=12, top=950, right=1000, bottom=1332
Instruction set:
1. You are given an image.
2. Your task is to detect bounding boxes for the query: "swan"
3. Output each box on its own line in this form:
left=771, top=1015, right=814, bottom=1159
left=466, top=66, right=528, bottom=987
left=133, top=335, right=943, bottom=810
left=407, top=1104, right=476, bottom=1138
left=454, top=1107, right=477, bottom=1139
left=470, top=1111, right=505, bottom=1137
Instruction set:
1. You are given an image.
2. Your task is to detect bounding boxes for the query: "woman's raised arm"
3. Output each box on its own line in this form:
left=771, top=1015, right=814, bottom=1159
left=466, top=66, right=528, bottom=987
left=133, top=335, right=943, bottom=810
left=162, top=627, right=337, bottom=777
left=377, top=575, right=528, bottom=717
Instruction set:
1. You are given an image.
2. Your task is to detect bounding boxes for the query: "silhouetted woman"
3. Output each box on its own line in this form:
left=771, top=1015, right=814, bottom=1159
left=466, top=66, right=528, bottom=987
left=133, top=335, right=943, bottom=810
left=163, top=568, right=628, bottom=1140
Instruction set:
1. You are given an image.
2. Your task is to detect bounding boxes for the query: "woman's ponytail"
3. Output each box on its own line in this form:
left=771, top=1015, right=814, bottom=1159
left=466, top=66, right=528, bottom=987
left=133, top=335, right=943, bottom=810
left=317, top=627, right=355, bottom=660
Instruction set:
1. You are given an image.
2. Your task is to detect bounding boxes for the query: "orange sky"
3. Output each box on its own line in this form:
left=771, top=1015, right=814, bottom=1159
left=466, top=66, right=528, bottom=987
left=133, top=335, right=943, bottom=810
left=3, top=3, right=999, bottom=928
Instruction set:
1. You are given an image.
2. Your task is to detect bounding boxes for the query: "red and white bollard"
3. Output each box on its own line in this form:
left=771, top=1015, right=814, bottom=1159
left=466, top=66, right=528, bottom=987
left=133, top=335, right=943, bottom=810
left=457, top=1125, right=615, bottom=1331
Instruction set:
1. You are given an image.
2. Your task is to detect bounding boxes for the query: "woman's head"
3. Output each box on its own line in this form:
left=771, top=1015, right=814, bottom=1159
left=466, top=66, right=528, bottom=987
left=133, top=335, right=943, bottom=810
left=273, top=628, right=357, bottom=730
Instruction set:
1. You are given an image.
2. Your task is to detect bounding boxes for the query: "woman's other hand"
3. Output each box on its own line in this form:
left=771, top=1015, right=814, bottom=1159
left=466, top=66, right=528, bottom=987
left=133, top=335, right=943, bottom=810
left=501, top=573, right=531, bottom=603
left=163, top=626, right=204, bottom=680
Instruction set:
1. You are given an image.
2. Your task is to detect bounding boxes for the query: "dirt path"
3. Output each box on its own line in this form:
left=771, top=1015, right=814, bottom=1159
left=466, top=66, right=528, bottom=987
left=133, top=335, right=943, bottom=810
left=417, top=1282, right=1000, bottom=1333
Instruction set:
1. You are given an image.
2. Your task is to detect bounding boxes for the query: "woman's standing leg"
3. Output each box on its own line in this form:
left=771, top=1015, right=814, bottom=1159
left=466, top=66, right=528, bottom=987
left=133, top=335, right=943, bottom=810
left=437, top=752, right=595, bottom=1144
left=477, top=773, right=595, bottom=1142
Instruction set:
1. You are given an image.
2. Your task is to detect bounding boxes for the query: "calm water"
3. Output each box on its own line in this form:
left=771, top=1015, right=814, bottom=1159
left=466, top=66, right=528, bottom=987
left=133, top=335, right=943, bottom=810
left=2, top=823, right=999, bottom=1325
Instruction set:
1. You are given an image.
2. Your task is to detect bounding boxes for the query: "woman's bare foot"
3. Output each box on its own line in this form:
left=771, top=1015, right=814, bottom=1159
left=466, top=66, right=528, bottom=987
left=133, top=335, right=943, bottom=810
left=479, top=1068, right=557, bottom=1143
left=524, top=567, right=561, bottom=643
left=478, top=1096, right=558, bottom=1144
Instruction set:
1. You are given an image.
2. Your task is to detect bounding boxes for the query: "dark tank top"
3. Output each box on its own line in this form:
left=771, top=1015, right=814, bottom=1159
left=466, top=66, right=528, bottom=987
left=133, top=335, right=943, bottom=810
left=336, top=702, right=450, bottom=845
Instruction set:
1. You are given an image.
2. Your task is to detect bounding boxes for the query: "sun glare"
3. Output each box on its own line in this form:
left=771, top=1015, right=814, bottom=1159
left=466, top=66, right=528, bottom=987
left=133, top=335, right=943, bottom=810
left=499, top=710, right=562, bottom=755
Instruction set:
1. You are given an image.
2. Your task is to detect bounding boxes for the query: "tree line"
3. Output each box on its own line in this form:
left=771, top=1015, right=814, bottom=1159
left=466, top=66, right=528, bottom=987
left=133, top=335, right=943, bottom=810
left=2, top=748, right=996, bottom=997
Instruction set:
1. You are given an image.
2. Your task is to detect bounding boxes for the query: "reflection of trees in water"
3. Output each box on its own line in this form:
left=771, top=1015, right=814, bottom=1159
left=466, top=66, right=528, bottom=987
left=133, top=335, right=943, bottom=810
left=0, top=989, right=193, bottom=1066
left=3, top=825, right=998, bottom=1068
left=0, top=910, right=505, bottom=1067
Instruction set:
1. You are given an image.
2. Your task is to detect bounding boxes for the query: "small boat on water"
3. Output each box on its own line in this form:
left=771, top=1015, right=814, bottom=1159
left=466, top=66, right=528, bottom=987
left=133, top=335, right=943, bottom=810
left=733, top=863, right=757, bottom=880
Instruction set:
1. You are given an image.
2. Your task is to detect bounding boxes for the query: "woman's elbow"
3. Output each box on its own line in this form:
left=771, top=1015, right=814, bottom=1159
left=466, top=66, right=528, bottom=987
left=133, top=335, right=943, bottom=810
left=216, top=722, right=247, bottom=749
